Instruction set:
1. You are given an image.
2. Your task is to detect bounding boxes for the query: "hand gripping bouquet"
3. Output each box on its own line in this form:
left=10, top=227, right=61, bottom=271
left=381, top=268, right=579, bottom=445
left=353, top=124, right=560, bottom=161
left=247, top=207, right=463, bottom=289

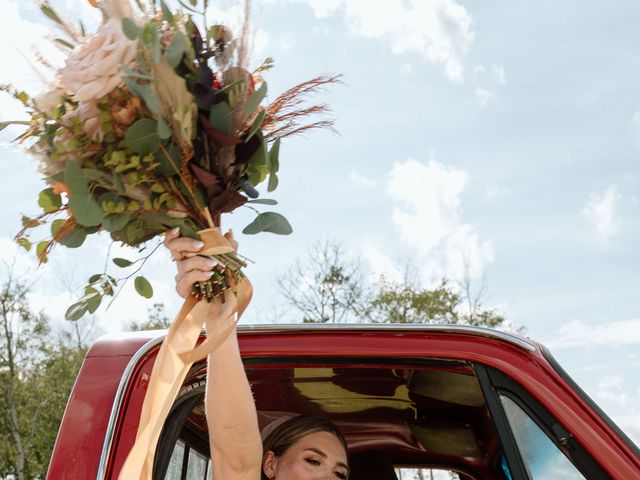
left=2, top=0, right=338, bottom=476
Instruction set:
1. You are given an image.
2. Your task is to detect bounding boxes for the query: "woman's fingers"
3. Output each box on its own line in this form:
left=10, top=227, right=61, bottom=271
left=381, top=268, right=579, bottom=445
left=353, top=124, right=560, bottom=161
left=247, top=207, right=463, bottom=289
left=165, top=235, right=205, bottom=261
left=175, top=269, right=214, bottom=298
left=176, top=255, right=218, bottom=276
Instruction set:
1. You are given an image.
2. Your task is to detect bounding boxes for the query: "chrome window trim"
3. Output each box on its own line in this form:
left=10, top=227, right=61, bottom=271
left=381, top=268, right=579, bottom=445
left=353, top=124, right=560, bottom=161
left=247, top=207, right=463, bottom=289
left=238, top=323, right=537, bottom=352
left=95, top=324, right=536, bottom=478
left=96, top=334, right=165, bottom=480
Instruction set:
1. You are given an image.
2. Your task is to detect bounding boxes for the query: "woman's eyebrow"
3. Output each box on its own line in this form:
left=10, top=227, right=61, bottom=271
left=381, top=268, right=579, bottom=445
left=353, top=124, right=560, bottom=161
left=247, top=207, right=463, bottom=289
left=304, top=449, right=348, bottom=470
left=305, top=448, right=327, bottom=458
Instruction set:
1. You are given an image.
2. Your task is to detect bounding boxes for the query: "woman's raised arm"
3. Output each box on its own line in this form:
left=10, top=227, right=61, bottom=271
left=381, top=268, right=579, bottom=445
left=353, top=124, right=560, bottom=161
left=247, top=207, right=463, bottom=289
left=164, top=228, right=263, bottom=479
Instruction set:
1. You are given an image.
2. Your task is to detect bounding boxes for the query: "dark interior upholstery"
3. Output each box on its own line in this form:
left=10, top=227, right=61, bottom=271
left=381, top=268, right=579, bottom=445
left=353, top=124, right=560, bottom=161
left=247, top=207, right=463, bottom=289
left=348, top=450, right=398, bottom=480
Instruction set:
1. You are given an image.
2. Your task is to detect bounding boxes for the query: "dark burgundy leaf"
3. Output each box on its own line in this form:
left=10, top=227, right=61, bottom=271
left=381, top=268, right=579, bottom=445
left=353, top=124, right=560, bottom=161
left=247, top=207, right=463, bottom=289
left=197, top=64, right=214, bottom=87
left=189, top=162, right=220, bottom=190
left=235, top=134, right=262, bottom=165
left=209, top=188, right=248, bottom=214
left=199, top=114, right=241, bottom=147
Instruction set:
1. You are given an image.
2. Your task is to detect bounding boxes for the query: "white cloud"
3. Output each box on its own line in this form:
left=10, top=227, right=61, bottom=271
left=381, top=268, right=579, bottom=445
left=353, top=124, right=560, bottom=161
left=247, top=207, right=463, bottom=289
left=362, top=241, right=403, bottom=284
left=386, top=159, right=493, bottom=280
left=582, top=185, right=621, bottom=240
left=296, top=0, right=474, bottom=82
left=544, top=318, right=640, bottom=349
left=349, top=170, right=376, bottom=189
left=475, top=87, right=493, bottom=108
left=491, top=63, right=506, bottom=85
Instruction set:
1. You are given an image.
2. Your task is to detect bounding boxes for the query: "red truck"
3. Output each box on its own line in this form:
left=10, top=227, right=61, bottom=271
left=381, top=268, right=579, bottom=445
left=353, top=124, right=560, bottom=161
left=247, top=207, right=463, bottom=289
left=47, top=324, right=640, bottom=479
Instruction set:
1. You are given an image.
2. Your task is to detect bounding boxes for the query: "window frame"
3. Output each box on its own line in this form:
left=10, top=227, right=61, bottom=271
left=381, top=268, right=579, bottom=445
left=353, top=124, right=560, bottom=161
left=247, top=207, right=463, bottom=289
left=475, top=364, right=611, bottom=480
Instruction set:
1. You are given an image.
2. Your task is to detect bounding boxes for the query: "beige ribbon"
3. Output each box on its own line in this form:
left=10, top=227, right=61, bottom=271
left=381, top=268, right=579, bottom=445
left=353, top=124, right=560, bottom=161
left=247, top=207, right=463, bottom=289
left=118, top=228, right=253, bottom=479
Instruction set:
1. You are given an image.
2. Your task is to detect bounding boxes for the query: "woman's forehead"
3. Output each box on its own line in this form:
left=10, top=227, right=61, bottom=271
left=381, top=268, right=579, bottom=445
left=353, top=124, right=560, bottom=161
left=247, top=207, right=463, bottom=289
left=293, top=431, right=347, bottom=457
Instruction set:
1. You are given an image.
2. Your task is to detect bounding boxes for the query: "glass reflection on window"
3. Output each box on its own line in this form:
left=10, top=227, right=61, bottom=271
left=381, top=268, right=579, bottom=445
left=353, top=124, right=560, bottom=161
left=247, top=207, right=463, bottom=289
left=500, top=395, right=586, bottom=480
left=165, top=439, right=185, bottom=480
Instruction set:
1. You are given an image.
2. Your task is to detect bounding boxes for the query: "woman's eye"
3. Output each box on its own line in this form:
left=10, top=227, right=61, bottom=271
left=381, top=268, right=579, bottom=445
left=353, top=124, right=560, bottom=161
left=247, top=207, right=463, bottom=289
left=305, top=458, right=321, bottom=466
left=334, top=471, right=347, bottom=479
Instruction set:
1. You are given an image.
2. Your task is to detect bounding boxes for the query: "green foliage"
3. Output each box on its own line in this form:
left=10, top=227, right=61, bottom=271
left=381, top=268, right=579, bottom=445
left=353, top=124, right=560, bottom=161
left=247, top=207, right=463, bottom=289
left=134, top=275, right=153, bottom=298
left=244, top=82, right=267, bottom=115
left=122, top=18, right=142, bottom=40
left=267, top=137, right=281, bottom=192
left=277, top=240, right=364, bottom=324
left=242, top=211, right=292, bottom=235
left=129, top=302, right=172, bottom=331
left=38, top=188, right=62, bottom=213
left=125, top=119, right=161, bottom=154
left=209, top=101, right=233, bottom=134
left=68, top=192, right=103, bottom=227
left=278, top=241, right=509, bottom=329
left=0, top=272, right=86, bottom=479
left=165, top=32, right=186, bottom=67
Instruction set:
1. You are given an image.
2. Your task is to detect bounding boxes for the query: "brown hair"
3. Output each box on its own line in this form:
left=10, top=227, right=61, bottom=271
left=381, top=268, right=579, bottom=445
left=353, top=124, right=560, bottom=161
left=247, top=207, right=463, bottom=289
left=261, top=415, right=349, bottom=479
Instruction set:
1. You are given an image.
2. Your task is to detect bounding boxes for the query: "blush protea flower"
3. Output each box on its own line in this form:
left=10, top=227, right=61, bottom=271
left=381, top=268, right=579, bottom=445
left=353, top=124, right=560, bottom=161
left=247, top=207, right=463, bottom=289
left=60, top=18, right=137, bottom=103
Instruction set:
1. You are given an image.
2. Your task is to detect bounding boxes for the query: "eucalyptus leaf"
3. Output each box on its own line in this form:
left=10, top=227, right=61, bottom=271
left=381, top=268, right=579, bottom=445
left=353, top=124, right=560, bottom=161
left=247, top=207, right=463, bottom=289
left=245, top=110, right=265, bottom=142
left=64, top=161, right=89, bottom=195
left=267, top=137, right=281, bottom=192
left=247, top=198, right=278, bottom=205
left=68, top=193, right=104, bottom=227
left=36, top=241, right=49, bottom=263
left=86, top=289, right=102, bottom=314
left=122, top=78, right=160, bottom=115
left=125, top=118, right=161, bottom=154
left=17, top=238, right=32, bottom=251
left=65, top=301, right=88, bottom=321
left=103, top=213, right=130, bottom=232
left=160, top=0, right=175, bottom=25
left=81, top=287, right=101, bottom=314
left=269, top=137, right=281, bottom=173
left=242, top=211, right=292, bottom=235
left=134, top=276, right=154, bottom=298
left=209, top=101, right=233, bottom=134
left=57, top=226, right=87, bottom=248
left=158, top=118, right=171, bottom=139
left=267, top=172, right=279, bottom=192
left=156, top=143, right=181, bottom=175
left=122, top=18, right=142, bottom=40
left=38, top=188, right=62, bottom=213
left=243, top=82, right=267, bottom=115
left=113, top=173, right=125, bottom=195
left=113, top=257, right=133, bottom=268
left=165, top=31, right=186, bottom=68
left=51, top=219, right=64, bottom=236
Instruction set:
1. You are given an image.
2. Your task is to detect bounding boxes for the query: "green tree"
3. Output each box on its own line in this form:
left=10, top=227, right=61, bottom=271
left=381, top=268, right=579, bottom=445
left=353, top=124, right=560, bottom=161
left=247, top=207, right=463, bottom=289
left=276, top=241, right=364, bottom=323
left=0, top=266, right=86, bottom=479
left=278, top=241, right=506, bottom=329
left=129, top=302, right=172, bottom=331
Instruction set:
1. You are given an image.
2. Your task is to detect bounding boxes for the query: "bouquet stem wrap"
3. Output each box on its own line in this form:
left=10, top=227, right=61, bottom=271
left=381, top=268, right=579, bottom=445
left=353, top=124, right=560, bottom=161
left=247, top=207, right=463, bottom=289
left=118, top=228, right=252, bottom=479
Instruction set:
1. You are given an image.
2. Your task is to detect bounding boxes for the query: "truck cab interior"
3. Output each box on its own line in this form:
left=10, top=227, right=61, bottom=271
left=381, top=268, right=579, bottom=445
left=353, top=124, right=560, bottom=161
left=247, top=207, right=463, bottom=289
left=154, top=358, right=519, bottom=480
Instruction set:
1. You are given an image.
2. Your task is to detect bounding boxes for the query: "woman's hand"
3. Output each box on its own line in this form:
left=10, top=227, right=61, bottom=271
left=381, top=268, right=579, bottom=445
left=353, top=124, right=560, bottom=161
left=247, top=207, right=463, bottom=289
left=164, top=227, right=238, bottom=299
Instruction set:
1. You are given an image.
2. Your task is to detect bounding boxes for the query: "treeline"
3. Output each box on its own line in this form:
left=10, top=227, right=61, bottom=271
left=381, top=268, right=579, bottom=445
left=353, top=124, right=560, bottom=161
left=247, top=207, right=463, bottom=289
left=0, top=241, right=510, bottom=479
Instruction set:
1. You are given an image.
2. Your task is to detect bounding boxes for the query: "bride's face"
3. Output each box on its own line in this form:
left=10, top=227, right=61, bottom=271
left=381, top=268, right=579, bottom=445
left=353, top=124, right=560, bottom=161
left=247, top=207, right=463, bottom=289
left=263, top=431, right=349, bottom=480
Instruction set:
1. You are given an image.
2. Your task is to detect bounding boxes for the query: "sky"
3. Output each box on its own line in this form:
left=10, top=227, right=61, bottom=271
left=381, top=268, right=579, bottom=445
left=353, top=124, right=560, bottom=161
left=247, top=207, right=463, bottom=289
left=0, top=0, right=639, bottom=447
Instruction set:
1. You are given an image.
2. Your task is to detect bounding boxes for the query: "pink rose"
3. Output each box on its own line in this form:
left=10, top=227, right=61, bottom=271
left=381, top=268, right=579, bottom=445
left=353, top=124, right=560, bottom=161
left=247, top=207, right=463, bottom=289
left=60, top=18, right=137, bottom=102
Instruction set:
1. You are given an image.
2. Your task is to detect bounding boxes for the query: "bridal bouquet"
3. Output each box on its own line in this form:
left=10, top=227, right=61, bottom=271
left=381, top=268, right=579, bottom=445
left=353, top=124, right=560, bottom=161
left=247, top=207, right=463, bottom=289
left=4, top=0, right=337, bottom=318
left=4, top=1, right=338, bottom=476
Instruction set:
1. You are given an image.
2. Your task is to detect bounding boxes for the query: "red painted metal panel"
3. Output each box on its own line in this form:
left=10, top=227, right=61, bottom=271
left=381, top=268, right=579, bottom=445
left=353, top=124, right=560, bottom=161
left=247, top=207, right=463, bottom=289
left=47, top=355, right=132, bottom=479
left=49, top=328, right=640, bottom=479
